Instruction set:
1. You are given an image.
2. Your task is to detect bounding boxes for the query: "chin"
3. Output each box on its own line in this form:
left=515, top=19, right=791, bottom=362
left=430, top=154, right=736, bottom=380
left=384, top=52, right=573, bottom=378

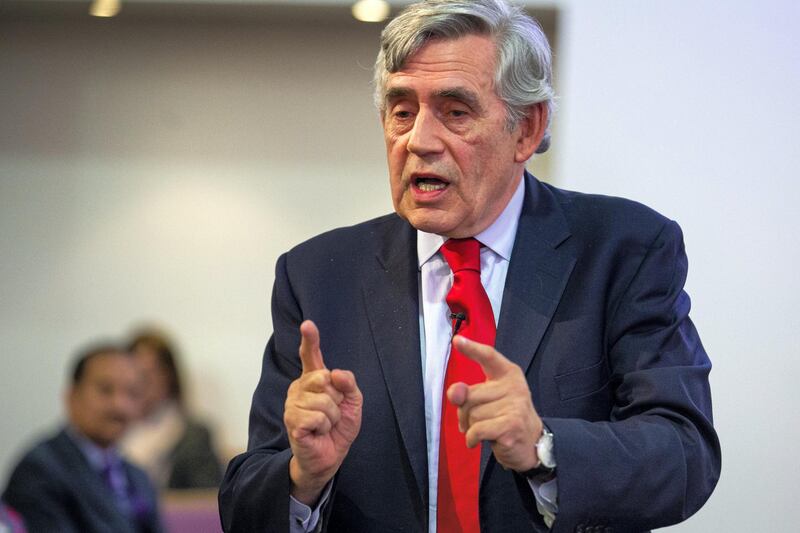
left=408, top=218, right=452, bottom=236
left=401, top=209, right=456, bottom=236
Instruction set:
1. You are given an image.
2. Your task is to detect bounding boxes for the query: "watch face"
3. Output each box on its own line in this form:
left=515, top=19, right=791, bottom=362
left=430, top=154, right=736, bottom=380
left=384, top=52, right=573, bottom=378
left=537, top=430, right=556, bottom=469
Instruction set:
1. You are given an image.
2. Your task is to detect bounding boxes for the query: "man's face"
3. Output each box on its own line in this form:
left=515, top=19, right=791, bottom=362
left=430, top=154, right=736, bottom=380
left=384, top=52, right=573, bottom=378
left=383, top=34, right=533, bottom=238
left=67, top=352, right=142, bottom=448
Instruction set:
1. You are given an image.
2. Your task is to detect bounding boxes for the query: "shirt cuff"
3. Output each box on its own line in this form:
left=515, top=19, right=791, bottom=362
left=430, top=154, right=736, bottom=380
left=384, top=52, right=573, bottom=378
left=529, top=475, right=559, bottom=529
left=289, top=481, right=333, bottom=533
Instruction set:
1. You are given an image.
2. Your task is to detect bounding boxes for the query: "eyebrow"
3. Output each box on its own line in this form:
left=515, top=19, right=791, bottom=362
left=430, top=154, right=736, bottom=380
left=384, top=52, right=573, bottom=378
left=384, top=87, right=414, bottom=103
left=435, top=88, right=484, bottom=114
left=384, top=86, right=485, bottom=114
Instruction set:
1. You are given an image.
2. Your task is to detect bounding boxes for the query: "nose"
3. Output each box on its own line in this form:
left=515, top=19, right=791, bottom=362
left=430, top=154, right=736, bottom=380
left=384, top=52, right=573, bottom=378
left=406, top=108, right=445, bottom=156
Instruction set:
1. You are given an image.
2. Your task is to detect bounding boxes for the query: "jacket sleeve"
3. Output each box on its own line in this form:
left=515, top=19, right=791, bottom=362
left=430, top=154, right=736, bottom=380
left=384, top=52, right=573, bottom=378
left=544, top=220, right=721, bottom=532
left=219, top=253, right=333, bottom=532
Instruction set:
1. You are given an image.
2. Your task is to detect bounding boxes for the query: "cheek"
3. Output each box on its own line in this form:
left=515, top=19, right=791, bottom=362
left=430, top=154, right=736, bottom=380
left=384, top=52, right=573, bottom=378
left=386, top=143, right=406, bottom=173
left=387, top=154, right=407, bottom=200
left=388, top=172, right=402, bottom=203
left=122, top=399, right=141, bottom=418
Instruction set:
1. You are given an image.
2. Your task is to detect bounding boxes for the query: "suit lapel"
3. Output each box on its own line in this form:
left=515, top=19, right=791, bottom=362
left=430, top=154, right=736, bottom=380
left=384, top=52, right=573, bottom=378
left=55, top=429, right=135, bottom=533
left=362, top=217, right=429, bottom=509
left=481, top=174, right=576, bottom=477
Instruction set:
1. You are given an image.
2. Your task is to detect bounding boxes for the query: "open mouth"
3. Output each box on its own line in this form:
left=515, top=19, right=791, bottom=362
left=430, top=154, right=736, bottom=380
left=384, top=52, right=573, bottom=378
left=413, top=176, right=449, bottom=192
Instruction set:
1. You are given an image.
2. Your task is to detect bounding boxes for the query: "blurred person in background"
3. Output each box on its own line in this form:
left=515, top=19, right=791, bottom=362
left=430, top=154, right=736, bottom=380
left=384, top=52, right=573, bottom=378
left=121, top=328, right=223, bottom=490
left=2, top=342, right=162, bottom=533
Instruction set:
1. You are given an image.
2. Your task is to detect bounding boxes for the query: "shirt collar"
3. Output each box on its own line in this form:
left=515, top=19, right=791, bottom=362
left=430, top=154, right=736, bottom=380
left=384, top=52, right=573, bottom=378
left=66, top=424, right=119, bottom=471
left=417, top=174, right=525, bottom=268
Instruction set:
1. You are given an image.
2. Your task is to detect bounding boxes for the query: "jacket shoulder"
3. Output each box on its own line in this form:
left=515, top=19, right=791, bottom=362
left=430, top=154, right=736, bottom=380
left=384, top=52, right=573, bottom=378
left=282, top=213, right=408, bottom=270
left=7, top=431, right=68, bottom=473
left=290, top=213, right=404, bottom=254
left=2, top=431, right=72, bottom=503
left=541, top=181, right=675, bottom=246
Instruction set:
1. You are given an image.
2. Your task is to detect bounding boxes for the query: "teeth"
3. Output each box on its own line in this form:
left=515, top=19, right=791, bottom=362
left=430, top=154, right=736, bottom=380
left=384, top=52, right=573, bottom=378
left=417, top=181, right=446, bottom=192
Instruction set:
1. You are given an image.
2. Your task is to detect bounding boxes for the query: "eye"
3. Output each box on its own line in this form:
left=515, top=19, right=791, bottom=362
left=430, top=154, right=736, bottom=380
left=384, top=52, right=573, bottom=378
left=443, top=104, right=471, bottom=120
left=386, top=103, right=416, bottom=132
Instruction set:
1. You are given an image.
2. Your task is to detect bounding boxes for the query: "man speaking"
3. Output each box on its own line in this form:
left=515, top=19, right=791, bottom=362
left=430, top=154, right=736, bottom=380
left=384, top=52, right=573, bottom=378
left=219, top=1, right=721, bottom=531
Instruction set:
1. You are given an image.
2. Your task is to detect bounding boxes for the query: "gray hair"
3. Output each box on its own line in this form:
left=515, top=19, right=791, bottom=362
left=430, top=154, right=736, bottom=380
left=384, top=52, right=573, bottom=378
left=374, top=0, right=555, bottom=153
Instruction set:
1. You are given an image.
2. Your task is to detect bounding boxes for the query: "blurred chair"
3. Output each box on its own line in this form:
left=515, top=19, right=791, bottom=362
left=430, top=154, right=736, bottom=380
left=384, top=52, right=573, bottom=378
left=161, top=490, right=222, bottom=533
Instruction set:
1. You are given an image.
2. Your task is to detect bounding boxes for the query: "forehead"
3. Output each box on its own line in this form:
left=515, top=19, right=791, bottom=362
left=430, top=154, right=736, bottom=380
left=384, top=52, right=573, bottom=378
left=385, top=34, right=499, bottom=100
left=81, top=353, right=136, bottom=382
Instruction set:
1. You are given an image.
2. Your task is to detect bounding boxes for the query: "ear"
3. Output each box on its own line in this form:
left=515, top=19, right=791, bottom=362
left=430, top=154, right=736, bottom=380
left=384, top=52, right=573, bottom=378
left=514, top=102, right=548, bottom=163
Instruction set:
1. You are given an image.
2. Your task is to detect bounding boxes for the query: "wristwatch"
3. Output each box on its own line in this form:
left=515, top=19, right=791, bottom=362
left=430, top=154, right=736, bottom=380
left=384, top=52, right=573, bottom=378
left=522, top=425, right=556, bottom=479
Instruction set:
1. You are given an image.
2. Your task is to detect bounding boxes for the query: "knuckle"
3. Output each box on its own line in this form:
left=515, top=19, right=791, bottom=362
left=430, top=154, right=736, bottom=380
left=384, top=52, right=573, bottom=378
left=469, top=421, right=486, bottom=440
left=468, top=408, right=484, bottom=426
left=308, top=369, right=331, bottom=386
left=284, top=398, right=298, bottom=418
left=321, top=393, right=337, bottom=409
left=498, top=434, right=515, bottom=450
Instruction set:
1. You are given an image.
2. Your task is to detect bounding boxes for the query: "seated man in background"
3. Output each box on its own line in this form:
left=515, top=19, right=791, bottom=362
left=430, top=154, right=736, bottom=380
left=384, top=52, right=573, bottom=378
left=2, top=342, right=163, bottom=533
left=121, top=328, right=223, bottom=490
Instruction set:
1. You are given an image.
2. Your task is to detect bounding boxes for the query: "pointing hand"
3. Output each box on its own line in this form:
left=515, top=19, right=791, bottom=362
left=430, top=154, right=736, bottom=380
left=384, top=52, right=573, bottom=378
left=284, top=320, right=363, bottom=504
left=447, top=335, right=543, bottom=473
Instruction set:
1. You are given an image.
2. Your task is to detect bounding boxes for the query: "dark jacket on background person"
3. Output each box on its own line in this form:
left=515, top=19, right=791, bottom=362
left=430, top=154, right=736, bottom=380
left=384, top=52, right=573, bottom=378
left=3, top=428, right=162, bottom=533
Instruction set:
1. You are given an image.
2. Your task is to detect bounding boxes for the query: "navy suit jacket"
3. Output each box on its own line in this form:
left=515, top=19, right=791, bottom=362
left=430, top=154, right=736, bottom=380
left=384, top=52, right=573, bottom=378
left=3, top=428, right=162, bottom=533
left=219, top=174, right=720, bottom=532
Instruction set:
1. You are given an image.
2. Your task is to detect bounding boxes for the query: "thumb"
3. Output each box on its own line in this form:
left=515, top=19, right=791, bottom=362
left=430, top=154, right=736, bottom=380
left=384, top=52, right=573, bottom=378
left=330, top=369, right=360, bottom=400
left=447, top=382, right=469, bottom=407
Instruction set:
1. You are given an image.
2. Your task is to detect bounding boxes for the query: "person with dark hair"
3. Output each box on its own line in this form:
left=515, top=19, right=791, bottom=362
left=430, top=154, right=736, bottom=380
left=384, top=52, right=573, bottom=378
left=121, top=329, right=223, bottom=490
left=2, top=343, right=163, bottom=533
left=220, top=0, right=720, bottom=531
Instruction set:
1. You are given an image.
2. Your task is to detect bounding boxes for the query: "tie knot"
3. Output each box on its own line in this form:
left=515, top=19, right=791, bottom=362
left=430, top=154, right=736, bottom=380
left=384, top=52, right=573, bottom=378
left=440, top=238, right=481, bottom=273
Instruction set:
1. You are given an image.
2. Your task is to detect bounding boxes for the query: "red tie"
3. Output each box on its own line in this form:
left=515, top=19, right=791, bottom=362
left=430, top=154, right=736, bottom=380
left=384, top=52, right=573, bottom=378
left=437, top=238, right=496, bottom=533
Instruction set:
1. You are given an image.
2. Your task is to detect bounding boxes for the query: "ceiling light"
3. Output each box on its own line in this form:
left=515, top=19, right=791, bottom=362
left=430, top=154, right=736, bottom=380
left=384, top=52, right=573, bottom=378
left=89, top=0, right=122, bottom=18
left=352, top=0, right=390, bottom=23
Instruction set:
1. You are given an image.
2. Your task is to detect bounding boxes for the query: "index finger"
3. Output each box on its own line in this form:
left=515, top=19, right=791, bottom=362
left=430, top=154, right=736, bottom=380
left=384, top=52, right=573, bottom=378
left=299, top=320, right=326, bottom=373
left=453, top=335, right=514, bottom=380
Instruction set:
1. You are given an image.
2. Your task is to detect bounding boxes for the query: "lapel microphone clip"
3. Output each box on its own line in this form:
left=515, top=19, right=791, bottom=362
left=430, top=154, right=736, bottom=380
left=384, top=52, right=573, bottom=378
left=449, top=312, right=466, bottom=335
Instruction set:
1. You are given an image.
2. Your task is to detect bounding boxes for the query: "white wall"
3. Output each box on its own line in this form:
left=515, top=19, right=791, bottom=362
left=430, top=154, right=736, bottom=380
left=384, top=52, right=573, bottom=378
left=1, top=1, right=798, bottom=530
left=0, top=10, right=391, bottom=471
